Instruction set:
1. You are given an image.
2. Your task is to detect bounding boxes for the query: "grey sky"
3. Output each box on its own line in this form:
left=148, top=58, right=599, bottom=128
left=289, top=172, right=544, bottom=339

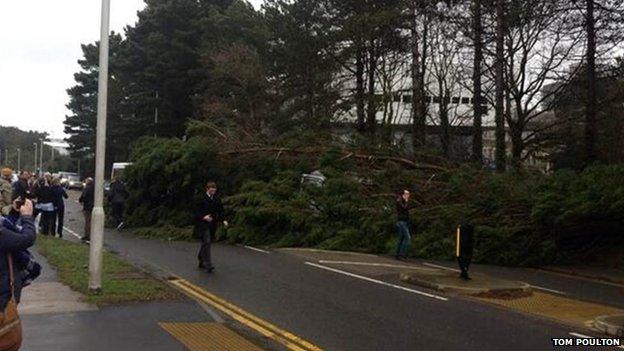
left=0, top=0, right=263, bottom=139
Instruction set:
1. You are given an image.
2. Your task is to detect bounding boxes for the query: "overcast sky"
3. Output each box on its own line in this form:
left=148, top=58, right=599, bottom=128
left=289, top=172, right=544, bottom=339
left=0, top=0, right=262, bottom=139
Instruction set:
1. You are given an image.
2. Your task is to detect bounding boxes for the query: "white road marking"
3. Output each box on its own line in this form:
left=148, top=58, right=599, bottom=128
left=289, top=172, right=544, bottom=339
left=305, top=262, right=448, bottom=301
left=63, top=226, right=82, bottom=240
left=569, top=332, right=624, bottom=349
left=423, top=262, right=460, bottom=272
left=530, top=285, right=566, bottom=295
left=243, top=245, right=270, bottom=254
left=318, top=260, right=435, bottom=271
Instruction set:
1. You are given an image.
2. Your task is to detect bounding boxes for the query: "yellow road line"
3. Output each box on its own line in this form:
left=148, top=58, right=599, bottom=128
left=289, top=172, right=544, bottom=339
left=170, top=278, right=323, bottom=351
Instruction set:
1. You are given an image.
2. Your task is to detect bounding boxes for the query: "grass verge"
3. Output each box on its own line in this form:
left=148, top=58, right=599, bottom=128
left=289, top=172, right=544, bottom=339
left=36, top=236, right=180, bottom=305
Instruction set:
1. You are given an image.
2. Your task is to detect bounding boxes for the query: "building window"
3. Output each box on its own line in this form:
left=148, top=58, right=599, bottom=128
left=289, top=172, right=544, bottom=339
left=433, top=96, right=441, bottom=103
left=452, top=97, right=460, bottom=104
left=393, top=94, right=401, bottom=102
left=462, top=97, right=470, bottom=104
left=403, top=95, right=412, bottom=103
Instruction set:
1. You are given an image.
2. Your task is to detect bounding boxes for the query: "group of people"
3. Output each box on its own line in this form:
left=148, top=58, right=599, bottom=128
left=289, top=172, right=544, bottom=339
left=0, top=169, right=40, bottom=350
left=1, top=169, right=68, bottom=237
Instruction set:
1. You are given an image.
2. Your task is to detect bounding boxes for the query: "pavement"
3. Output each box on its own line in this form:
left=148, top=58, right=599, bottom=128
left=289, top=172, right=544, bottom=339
left=42, top=190, right=624, bottom=351
left=21, top=229, right=268, bottom=350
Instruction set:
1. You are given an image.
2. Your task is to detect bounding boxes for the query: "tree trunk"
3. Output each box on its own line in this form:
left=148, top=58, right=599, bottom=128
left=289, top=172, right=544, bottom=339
left=355, top=40, right=366, bottom=133
left=471, top=0, right=484, bottom=166
left=410, top=1, right=425, bottom=151
left=494, top=0, right=507, bottom=172
left=367, top=42, right=378, bottom=140
left=585, top=0, right=597, bottom=164
left=440, top=87, right=451, bottom=158
left=510, top=126, right=523, bottom=169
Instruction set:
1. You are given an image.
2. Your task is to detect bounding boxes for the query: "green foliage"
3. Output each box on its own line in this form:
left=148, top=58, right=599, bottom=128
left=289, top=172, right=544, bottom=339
left=225, top=170, right=395, bottom=252
left=224, top=165, right=624, bottom=266
left=124, top=137, right=222, bottom=227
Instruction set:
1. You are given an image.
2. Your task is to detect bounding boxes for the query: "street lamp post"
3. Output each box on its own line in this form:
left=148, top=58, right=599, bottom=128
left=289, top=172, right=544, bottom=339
left=39, top=139, right=44, bottom=173
left=33, top=143, right=37, bottom=174
left=89, top=0, right=111, bottom=292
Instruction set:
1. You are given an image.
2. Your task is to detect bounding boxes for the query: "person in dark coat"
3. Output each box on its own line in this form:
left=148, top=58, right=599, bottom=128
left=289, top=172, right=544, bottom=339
left=11, top=171, right=32, bottom=201
left=108, top=176, right=129, bottom=230
left=34, top=175, right=55, bottom=236
left=79, top=178, right=95, bottom=243
left=50, top=177, right=68, bottom=238
left=0, top=198, right=36, bottom=311
left=395, top=189, right=413, bottom=260
left=194, top=181, right=228, bottom=272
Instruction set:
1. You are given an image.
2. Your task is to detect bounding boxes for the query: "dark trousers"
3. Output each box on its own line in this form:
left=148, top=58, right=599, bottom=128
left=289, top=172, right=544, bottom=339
left=41, top=211, right=56, bottom=235
left=83, top=210, right=92, bottom=239
left=111, top=202, right=124, bottom=227
left=56, top=206, right=65, bottom=235
left=197, top=227, right=213, bottom=269
left=396, top=221, right=411, bottom=257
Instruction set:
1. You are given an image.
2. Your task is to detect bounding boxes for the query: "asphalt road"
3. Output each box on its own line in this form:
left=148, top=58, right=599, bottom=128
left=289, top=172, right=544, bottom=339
left=60, top=191, right=620, bottom=351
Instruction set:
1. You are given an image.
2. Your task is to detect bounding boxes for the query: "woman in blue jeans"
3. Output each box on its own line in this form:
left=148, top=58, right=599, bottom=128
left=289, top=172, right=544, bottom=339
left=395, top=189, right=412, bottom=260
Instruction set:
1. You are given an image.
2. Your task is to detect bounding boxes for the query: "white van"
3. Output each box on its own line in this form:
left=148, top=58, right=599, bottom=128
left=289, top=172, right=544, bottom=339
left=111, top=162, right=132, bottom=180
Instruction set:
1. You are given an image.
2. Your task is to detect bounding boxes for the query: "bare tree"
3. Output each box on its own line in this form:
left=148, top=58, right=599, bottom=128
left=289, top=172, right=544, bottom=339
left=494, top=0, right=507, bottom=171
left=502, top=0, right=584, bottom=168
left=427, top=2, right=467, bottom=158
left=471, top=0, right=485, bottom=165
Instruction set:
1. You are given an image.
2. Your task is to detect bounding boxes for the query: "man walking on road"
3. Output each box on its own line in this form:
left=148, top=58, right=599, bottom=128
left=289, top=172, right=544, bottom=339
left=79, top=177, right=94, bottom=243
left=108, top=175, right=129, bottom=230
left=195, top=181, right=228, bottom=273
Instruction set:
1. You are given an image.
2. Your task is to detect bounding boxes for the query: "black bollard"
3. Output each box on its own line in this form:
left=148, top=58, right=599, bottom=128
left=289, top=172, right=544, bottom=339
left=456, top=223, right=474, bottom=280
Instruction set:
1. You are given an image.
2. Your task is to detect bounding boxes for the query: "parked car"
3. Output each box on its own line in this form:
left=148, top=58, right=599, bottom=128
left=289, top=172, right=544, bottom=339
left=59, top=172, right=79, bottom=187
left=65, top=175, right=84, bottom=190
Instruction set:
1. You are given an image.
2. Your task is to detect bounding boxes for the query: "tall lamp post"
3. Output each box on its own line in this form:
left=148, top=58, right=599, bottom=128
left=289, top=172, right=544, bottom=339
left=39, top=139, right=44, bottom=173
left=89, top=0, right=111, bottom=292
left=33, top=143, right=38, bottom=174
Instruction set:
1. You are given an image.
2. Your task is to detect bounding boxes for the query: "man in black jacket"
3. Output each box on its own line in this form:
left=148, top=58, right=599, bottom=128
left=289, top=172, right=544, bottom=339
left=108, top=175, right=129, bottom=230
left=194, top=181, right=228, bottom=273
left=12, top=171, right=32, bottom=201
left=79, top=178, right=94, bottom=243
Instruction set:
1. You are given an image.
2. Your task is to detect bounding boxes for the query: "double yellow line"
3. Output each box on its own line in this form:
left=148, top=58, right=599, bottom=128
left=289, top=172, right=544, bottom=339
left=170, top=278, right=323, bottom=351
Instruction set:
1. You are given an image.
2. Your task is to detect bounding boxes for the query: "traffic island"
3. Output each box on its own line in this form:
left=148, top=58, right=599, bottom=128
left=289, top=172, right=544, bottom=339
left=399, top=268, right=532, bottom=296
left=594, top=314, right=624, bottom=338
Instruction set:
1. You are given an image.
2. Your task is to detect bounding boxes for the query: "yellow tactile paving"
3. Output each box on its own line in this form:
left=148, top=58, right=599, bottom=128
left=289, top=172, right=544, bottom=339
left=479, top=292, right=624, bottom=326
left=169, top=278, right=324, bottom=351
left=160, top=322, right=265, bottom=351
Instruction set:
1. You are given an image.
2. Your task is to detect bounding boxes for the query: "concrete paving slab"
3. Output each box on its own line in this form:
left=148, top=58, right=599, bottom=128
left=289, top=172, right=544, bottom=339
left=20, top=282, right=97, bottom=315
left=399, top=269, right=531, bottom=295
